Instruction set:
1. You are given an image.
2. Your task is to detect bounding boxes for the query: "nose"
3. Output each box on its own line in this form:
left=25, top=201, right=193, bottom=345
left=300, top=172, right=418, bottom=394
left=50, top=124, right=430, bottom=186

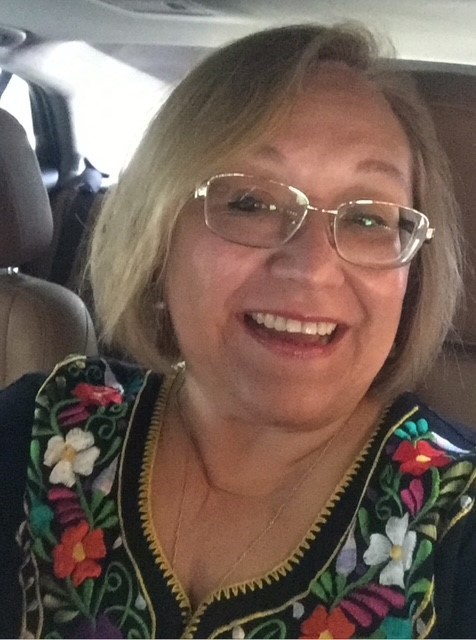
left=267, top=210, right=346, bottom=287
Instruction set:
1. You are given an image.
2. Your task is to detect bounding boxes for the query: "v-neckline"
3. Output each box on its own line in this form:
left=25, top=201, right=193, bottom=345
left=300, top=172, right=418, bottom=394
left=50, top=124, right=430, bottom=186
left=119, top=371, right=414, bottom=637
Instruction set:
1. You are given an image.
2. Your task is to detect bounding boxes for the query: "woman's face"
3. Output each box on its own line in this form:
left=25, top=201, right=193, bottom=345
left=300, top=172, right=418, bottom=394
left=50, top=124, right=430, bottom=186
left=165, top=64, right=413, bottom=427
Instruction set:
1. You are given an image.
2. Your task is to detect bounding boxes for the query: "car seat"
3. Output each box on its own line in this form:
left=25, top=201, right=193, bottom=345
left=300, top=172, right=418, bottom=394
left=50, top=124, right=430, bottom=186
left=415, top=71, right=476, bottom=425
left=0, top=108, right=97, bottom=388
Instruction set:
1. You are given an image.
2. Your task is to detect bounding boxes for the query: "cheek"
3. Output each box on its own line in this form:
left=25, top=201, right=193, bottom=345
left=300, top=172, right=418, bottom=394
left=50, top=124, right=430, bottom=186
left=165, top=216, right=261, bottom=338
left=360, top=267, right=409, bottom=333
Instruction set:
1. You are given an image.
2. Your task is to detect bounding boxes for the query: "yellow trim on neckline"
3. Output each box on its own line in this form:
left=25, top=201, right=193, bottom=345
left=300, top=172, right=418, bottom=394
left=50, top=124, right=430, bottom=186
left=137, top=376, right=417, bottom=636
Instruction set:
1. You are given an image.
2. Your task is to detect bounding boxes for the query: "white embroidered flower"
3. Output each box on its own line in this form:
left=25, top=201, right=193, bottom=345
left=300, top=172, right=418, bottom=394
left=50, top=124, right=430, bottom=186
left=44, top=428, right=100, bottom=488
left=363, top=513, right=416, bottom=588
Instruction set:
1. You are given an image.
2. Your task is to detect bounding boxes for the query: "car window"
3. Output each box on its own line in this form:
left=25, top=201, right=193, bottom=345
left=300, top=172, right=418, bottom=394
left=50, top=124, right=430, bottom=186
left=0, top=72, right=35, bottom=149
left=15, top=42, right=172, bottom=181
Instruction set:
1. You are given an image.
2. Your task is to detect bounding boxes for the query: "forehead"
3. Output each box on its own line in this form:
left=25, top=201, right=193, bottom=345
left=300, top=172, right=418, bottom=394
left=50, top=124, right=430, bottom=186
left=241, top=63, right=413, bottom=191
left=280, top=63, right=410, bottom=150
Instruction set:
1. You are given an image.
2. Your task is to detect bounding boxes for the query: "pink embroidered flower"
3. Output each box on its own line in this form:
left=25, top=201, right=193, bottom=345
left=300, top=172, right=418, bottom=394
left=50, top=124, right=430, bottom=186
left=48, top=487, right=85, bottom=527
left=58, top=403, right=91, bottom=427
left=401, top=478, right=425, bottom=516
left=53, top=521, right=106, bottom=587
left=340, top=583, right=405, bottom=628
left=393, top=440, right=452, bottom=476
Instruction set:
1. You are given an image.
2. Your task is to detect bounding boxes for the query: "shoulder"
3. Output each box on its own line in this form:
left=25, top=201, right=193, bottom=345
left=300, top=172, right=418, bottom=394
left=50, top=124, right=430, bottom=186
left=391, top=391, right=476, bottom=449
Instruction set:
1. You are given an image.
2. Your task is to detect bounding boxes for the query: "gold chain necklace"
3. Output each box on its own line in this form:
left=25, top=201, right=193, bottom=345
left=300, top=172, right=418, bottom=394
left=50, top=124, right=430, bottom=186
left=170, top=380, right=347, bottom=590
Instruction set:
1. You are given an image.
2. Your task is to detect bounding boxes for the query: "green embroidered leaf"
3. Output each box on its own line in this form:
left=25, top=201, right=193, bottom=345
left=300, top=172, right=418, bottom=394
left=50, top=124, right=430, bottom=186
left=439, top=478, right=466, bottom=496
left=320, top=571, right=333, bottom=597
left=434, top=495, right=452, bottom=508
left=43, top=594, right=67, bottom=610
left=32, top=427, right=57, bottom=438
left=414, top=524, right=437, bottom=540
left=40, top=576, right=69, bottom=598
left=53, top=609, right=80, bottom=624
left=441, top=461, right=473, bottom=481
left=36, top=394, right=51, bottom=409
left=27, top=465, right=42, bottom=488
left=30, top=439, right=41, bottom=470
left=392, top=473, right=402, bottom=492
left=247, top=619, right=287, bottom=639
left=96, top=436, right=122, bottom=467
left=96, top=515, right=119, bottom=529
left=90, top=490, right=105, bottom=515
left=369, top=628, right=386, bottom=639
left=405, top=421, right=418, bottom=437
left=408, top=578, right=431, bottom=598
left=335, top=573, right=347, bottom=595
left=376, top=497, right=394, bottom=521
left=94, top=499, right=115, bottom=524
left=80, top=579, right=95, bottom=610
left=395, top=428, right=411, bottom=440
left=380, top=465, right=393, bottom=487
left=358, top=507, right=370, bottom=544
left=416, top=419, right=429, bottom=435
left=412, top=539, right=432, bottom=572
left=425, top=511, right=440, bottom=525
left=33, top=538, right=51, bottom=563
left=310, top=580, right=329, bottom=602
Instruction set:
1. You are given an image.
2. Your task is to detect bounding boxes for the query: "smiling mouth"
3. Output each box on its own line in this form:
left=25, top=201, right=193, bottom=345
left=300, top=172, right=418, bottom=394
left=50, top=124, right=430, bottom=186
left=244, top=312, right=338, bottom=346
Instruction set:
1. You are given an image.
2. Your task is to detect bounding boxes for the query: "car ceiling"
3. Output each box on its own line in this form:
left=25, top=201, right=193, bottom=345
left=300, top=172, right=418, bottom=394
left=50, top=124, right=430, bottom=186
left=0, top=0, right=475, bottom=83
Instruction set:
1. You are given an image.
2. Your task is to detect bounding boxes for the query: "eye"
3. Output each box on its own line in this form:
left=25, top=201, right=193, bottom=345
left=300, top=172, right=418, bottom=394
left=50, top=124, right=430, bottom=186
left=227, top=190, right=276, bottom=215
left=338, top=202, right=399, bottom=233
left=352, top=213, right=389, bottom=228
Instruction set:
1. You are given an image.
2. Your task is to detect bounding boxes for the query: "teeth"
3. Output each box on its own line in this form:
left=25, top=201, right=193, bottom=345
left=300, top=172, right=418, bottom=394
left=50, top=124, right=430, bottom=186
left=250, top=313, right=337, bottom=336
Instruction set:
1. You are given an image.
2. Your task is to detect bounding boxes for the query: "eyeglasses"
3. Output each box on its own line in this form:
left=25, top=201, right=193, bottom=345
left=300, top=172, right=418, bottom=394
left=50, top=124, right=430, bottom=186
left=194, top=173, right=434, bottom=269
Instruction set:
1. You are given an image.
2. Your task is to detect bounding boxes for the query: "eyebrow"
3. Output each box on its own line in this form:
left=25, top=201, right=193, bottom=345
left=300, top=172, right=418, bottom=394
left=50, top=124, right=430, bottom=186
left=254, top=145, right=410, bottom=187
left=356, top=159, right=410, bottom=186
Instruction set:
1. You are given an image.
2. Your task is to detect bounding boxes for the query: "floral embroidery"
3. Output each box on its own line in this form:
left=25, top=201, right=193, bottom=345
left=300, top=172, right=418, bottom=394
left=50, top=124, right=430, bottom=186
left=29, top=502, right=55, bottom=536
left=300, top=605, right=355, bottom=639
left=48, top=486, right=86, bottom=527
left=20, top=357, right=153, bottom=639
left=400, top=478, right=424, bottom=517
left=19, top=368, right=476, bottom=639
left=70, top=614, right=123, bottom=638
left=72, top=382, right=124, bottom=407
left=53, top=520, right=106, bottom=586
left=392, top=440, right=452, bottom=476
left=44, top=428, right=100, bottom=487
left=239, top=413, right=476, bottom=640
left=363, top=513, right=416, bottom=587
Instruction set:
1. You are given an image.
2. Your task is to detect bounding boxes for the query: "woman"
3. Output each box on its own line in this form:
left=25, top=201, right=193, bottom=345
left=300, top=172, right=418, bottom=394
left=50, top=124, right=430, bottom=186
left=3, top=23, right=476, bottom=639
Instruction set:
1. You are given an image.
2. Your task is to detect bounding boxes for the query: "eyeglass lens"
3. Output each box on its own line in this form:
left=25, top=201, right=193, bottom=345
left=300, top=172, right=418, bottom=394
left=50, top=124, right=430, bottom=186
left=203, top=175, right=424, bottom=267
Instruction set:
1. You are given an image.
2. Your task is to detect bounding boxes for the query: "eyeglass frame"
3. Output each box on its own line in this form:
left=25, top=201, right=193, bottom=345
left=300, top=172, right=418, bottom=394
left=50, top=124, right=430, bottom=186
left=194, top=172, right=435, bottom=269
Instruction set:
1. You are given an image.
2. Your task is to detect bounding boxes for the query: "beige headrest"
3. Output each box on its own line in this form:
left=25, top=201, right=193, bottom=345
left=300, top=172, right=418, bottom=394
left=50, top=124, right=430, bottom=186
left=0, top=109, right=53, bottom=268
left=414, top=71, right=476, bottom=344
left=0, top=272, right=97, bottom=388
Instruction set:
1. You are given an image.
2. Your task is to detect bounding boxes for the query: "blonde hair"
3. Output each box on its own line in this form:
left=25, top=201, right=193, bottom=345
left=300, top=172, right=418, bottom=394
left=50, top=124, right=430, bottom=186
left=89, top=23, right=462, bottom=398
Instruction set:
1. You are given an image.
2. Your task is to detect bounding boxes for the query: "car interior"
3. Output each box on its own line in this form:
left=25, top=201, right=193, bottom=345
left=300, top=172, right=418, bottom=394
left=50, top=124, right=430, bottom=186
left=0, top=0, right=475, bottom=423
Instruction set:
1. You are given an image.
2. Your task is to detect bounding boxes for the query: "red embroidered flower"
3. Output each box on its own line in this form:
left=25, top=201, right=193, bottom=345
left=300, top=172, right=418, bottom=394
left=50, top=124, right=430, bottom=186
left=300, top=605, right=355, bottom=639
left=393, top=440, right=452, bottom=476
left=53, top=521, right=107, bottom=586
left=72, top=383, right=123, bottom=407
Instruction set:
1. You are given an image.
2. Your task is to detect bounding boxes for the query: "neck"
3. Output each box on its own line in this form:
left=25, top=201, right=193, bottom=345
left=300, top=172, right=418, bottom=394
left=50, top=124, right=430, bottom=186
left=175, top=373, right=383, bottom=498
